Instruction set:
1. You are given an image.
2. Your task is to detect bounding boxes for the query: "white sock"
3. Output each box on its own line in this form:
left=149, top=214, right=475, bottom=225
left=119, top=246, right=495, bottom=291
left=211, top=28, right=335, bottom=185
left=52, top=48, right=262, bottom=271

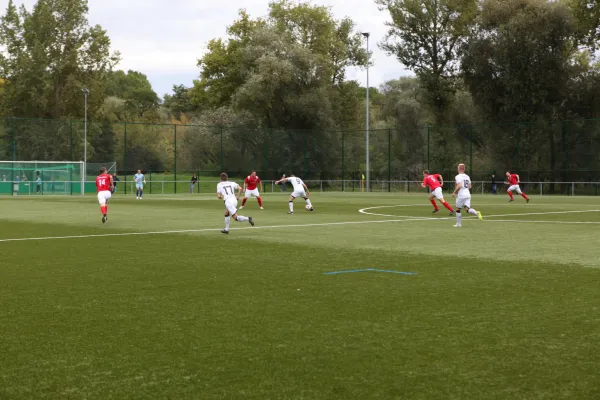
left=456, top=212, right=462, bottom=225
left=305, top=199, right=312, bottom=207
left=237, top=216, right=248, bottom=222
left=225, top=216, right=230, bottom=231
left=468, top=208, right=478, bottom=216
left=289, top=201, right=294, bottom=212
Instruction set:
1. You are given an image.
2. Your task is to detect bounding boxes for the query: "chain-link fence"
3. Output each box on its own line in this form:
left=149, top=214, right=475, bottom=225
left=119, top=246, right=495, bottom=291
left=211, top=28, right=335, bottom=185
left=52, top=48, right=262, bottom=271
left=2, top=117, right=599, bottom=193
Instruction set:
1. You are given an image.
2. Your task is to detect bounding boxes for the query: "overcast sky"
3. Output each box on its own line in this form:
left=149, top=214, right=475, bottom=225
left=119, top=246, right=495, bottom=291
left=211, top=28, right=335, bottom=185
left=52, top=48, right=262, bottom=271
left=6, top=0, right=412, bottom=97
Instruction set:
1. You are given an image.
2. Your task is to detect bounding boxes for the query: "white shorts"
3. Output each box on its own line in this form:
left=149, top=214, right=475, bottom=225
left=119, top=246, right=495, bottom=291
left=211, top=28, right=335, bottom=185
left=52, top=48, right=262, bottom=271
left=431, top=187, right=444, bottom=200
left=225, top=198, right=238, bottom=216
left=136, top=184, right=144, bottom=190
left=245, top=188, right=260, bottom=198
left=291, top=189, right=307, bottom=199
left=507, top=185, right=522, bottom=194
left=456, top=196, right=471, bottom=209
left=97, top=190, right=112, bottom=205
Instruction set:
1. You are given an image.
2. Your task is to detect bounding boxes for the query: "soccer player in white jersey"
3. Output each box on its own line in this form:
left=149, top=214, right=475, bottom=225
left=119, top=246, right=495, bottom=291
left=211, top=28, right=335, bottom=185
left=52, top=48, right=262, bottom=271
left=216, top=172, right=254, bottom=234
left=274, top=174, right=313, bottom=214
left=451, top=163, right=483, bottom=228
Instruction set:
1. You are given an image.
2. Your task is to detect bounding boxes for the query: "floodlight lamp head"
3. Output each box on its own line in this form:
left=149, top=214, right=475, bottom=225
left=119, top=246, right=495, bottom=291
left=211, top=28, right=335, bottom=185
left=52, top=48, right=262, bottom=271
left=362, top=32, right=370, bottom=38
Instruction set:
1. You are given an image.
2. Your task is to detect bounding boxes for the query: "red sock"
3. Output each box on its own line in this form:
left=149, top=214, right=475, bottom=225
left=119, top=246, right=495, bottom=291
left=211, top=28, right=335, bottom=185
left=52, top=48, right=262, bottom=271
left=442, top=201, right=454, bottom=212
left=242, top=198, right=247, bottom=206
left=257, top=197, right=263, bottom=207
left=521, top=193, right=529, bottom=201
left=101, top=205, right=107, bottom=215
left=508, top=191, right=514, bottom=200
left=430, top=199, right=439, bottom=211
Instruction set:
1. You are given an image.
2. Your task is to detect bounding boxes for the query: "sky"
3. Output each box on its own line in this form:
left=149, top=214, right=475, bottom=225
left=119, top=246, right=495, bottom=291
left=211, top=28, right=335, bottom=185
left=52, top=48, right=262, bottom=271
left=5, top=0, right=412, bottom=97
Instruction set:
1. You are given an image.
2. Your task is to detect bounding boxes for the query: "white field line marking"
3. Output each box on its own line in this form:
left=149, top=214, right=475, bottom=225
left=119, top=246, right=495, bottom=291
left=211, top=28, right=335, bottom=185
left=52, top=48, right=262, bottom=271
left=2, top=209, right=599, bottom=243
left=484, top=219, right=600, bottom=225
left=0, top=217, right=439, bottom=243
left=359, top=205, right=600, bottom=219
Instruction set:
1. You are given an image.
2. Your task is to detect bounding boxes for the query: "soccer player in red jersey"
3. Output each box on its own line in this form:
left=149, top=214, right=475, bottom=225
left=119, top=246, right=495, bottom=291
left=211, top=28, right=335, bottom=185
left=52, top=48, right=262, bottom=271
left=96, top=167, right=114, bottom=223
left=505, top=171, right=529, bottom=203
left=239, top=170, right=264, bottom=210
left=422, top=170, right=455, bottom=215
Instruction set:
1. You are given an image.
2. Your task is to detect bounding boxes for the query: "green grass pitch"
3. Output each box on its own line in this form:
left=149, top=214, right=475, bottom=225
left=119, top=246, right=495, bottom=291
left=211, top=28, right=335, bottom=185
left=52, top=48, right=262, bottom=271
left=1, top=192, right=600, bottom=399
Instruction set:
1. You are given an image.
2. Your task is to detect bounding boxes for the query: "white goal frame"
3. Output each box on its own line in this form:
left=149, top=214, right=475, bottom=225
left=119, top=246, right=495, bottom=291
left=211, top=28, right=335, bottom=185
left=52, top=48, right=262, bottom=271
left=0, top=160, right=85, bottom=196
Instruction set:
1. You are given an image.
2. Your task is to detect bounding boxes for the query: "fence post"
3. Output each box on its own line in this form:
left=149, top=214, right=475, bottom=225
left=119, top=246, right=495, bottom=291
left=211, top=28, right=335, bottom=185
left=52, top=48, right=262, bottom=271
left=427, top=126, right=430, bottom=170
left=149, top=170, right=152, bottom=194
left=263, top=130, right=269, bottom=178
left=197, top=170, right=200, bottom=194
left=388, top=128, right=391, bottom=192
left=341, top=130, right=344, bottom=192
left=10, top=118, right=16, bottom=161
left=123, top=122, right=127, bottom=195
left=174, top=124, right=177, bottom=194
left=220, top=126, right=224, bottom=172
left=69, top=119, right=73, bottom=161
left=68, top=119, right=73, bottom=195
left=566, top=120, right=571, bottom=184
left=303, top=130, right=307, bottom=178
left=469, top=125, right=473, bottom=177
left=516, top=126, right=520, bottom=172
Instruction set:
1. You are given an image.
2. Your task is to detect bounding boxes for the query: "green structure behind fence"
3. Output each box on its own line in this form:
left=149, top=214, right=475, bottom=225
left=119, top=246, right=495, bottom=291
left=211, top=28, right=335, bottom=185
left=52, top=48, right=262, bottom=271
left=2, top=117, right=600, bottom=194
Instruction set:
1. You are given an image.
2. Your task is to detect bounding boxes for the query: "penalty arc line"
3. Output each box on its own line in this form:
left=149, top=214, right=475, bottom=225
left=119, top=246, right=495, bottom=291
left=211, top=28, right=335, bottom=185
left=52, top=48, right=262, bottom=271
left=359, top=206, right=600, bottom=220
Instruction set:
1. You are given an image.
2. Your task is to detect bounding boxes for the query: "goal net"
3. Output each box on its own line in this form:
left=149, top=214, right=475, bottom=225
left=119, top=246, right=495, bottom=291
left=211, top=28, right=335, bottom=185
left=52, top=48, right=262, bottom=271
left=0, top=161, right=84, bottom=195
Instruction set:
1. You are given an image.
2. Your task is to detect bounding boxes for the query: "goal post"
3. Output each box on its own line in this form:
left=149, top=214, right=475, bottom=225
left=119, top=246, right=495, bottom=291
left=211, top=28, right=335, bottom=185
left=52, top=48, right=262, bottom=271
left=0, top=161, right=85, bottom=196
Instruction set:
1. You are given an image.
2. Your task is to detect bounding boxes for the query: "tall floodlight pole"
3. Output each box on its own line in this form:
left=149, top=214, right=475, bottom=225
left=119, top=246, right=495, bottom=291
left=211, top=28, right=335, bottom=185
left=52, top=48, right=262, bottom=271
left=362, top=32, right=370, bottom=192
left=82, top=88, right=89, bottom=192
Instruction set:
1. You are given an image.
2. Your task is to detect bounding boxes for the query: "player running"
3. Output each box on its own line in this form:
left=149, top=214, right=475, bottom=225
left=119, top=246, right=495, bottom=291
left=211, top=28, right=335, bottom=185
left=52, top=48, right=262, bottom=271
left=421, top=170, right=455, bottom=215
left=96, top=167, right=114, bottom=224
left=216, top=172, right=254, bottom=234
left=134, top=169, right=146, bottom=199
left=505, top=171, right=530, bottom=203
left=274, top=174, right=313, bottom=214
left=451, top=163, right=483, bottom=228
left=239, top=170, right=264, bottom=210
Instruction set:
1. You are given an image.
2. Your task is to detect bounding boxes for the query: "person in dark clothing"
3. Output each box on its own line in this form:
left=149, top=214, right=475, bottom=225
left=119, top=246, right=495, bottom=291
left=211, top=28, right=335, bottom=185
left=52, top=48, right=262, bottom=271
left=190, top=174, right=198, bottom=193
left=491, top=174, right=497, bottom=195
left=280, top=174, right=287, bottom=192
left=112, top=173, right=120, bottom=193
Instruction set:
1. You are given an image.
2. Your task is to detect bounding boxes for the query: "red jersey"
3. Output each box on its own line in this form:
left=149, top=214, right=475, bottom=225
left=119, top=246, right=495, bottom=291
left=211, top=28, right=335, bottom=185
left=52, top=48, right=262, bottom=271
left=96, top=173, right=112, bottom=192
left=423, top=174, right=442, bottom=190
left=245, top=175, right=261, bottom=190
left=508, top=174, right=519, bottom=185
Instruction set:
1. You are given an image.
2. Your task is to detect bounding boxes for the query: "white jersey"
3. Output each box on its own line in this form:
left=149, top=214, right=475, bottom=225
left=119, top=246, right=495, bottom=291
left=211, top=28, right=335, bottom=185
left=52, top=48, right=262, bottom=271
left=455, top=173, right=472, bottom=198
left=217, top=181, right=239, bottom=202
left=286, top=177, right=305, bottom=192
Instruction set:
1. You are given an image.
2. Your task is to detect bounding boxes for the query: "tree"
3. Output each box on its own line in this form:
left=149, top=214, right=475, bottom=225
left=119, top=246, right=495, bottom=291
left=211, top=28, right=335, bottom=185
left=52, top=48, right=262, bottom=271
left=564, top=0, right=600, bottom=50
left=163, top=84, right=194, bottom=120
left=105, top=70, right=159, bottom=118
left=0, top=0, right=119, bottom=161
left=192, top=1, right=367, bottom=129
left=189, top=10, right=265, bottom=110
left=461, top=0, right=583, bottom=183
left=376, top=0, right=477, bottom=124
left=0, top=0, right=120, bottom=119
left=189, top=1, right=369, bottom=178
